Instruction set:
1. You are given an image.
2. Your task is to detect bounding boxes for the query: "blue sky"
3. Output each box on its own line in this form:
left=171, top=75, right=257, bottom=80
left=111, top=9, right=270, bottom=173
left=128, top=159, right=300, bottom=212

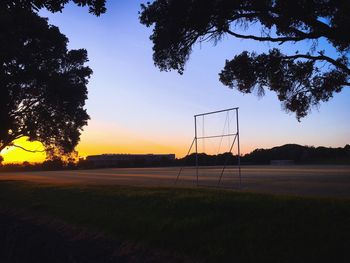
left=37, top=0, right=350, bottom=157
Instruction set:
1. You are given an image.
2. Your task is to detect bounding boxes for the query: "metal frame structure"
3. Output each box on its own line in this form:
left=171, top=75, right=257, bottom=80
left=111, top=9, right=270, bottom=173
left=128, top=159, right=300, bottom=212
left=176, top=107, right=241, bottom=188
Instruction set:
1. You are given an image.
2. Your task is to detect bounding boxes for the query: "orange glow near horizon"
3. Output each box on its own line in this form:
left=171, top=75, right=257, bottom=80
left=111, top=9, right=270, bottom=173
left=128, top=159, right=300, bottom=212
left=1, top=121, right=254, bottom=164
left=75, top=121, right=185, bottom=158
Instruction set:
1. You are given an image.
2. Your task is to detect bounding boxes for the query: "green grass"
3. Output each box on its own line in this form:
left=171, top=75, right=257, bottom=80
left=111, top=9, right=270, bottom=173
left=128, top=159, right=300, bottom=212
left=0, top=181, right=349, bottom=262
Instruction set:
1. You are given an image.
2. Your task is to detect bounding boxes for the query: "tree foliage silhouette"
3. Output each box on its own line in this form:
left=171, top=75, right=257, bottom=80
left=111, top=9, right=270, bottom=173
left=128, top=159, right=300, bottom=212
left=2, top=0, right=106, bottom=16
left=0, top=0, right=106, bottom=158
left=140, top=0, right=350, bottom=119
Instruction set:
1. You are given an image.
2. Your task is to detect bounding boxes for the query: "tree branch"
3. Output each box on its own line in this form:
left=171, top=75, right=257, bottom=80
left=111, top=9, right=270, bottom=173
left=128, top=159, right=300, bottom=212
left=228, top=12, right=260, bottom=23
left=11, top=144, right=45, bottom=153
left=226, top=29, right=317, bottom=44
left=283, top=54, right=350, bottom=74
left=0, top=144, right=7, bottom=153
left=0, top=133, right=24, bottom=153
left=226, top=11, right=333, bottom=45
left=266, top=7, right=334, bottom=41
left=302, top=17, right=334, bottom=40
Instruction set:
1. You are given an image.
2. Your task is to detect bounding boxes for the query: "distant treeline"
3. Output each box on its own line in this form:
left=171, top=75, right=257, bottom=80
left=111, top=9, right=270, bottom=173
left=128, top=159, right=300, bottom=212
left=1, top=144, right=349, bottom=172
left=243, top=144, right=350, bottom=165
left=0, top=159, right=76, bottom=173
left=177, top=144, right=350, bottom=166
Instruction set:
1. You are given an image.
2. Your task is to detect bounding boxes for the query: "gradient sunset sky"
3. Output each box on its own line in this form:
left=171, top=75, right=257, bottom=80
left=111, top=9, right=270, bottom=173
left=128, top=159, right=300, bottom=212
left=3, top=1, right=350, bottom=163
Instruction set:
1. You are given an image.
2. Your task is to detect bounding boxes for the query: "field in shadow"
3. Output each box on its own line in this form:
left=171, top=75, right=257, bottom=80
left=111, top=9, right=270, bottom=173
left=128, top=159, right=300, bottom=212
left=0, top=181, right=349, bottom=262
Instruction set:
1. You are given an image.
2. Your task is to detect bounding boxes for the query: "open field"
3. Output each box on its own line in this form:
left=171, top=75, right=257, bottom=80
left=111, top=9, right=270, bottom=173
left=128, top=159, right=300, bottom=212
left=1, top=165, right=350, bottom=261
left=0, top=182, right=350, bottom=262
left=1, top=165, right=350, bottom=197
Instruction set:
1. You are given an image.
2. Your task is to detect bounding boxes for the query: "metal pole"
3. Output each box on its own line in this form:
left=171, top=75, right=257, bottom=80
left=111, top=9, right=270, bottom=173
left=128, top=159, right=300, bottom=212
left=202, top=115, right=205, bottom=153
left=197, top=133, right=237, bottom=140
left=236, top=108, right=242, bottom=188
left=175, top=138, right=195, bottom=184
left=194, top=115, right=198, bottom=186
left=217, top=134, right=237, bottom=186
left=194, top=107, right=239, bottom=117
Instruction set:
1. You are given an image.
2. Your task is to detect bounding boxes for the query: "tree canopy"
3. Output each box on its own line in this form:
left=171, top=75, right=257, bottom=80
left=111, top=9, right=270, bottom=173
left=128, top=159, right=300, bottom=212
left=0, top=0, right=106, bottom=159
left=140, top=0, right=350, bottom=119
left=2, top=0, right=106, bottom=16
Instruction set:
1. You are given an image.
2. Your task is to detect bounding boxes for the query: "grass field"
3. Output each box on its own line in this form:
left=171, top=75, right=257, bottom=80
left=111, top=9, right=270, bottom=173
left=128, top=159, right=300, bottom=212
left=1, top=165, right=350, bottom=197
left=0, top=181, right=349, bottom=262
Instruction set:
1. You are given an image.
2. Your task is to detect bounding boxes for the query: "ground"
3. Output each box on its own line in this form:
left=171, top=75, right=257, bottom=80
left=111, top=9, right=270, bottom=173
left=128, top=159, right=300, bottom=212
left=1, top=165, right=350, bottom=197
left=0, top=166, right=349, bottom=262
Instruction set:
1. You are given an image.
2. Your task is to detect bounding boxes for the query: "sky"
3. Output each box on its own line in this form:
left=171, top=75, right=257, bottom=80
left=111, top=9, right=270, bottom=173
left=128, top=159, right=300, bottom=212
left=3, top=1, right=350, bottom=163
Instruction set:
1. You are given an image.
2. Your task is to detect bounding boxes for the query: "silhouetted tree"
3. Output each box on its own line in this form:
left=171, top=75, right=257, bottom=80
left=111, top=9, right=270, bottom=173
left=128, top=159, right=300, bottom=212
left=42, top=157, right=64, bottom=170
left=0, top=1, right=106, bottom=159
left=140, top=0, right=350, bottom=119
left=22, top=161, right=30, bottom=167
left=2, top=0, right=106, bottom=16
